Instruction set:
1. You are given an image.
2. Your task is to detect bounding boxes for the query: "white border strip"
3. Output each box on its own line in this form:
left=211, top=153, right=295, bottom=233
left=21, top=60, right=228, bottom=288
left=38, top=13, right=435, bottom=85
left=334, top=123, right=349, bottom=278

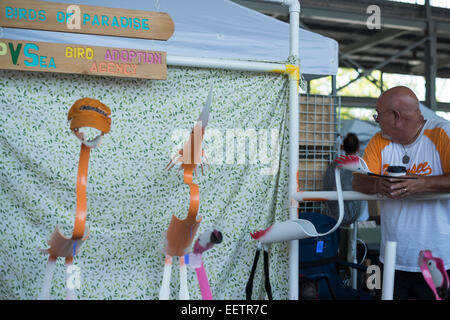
left=294, top=191, right=450, bottom=201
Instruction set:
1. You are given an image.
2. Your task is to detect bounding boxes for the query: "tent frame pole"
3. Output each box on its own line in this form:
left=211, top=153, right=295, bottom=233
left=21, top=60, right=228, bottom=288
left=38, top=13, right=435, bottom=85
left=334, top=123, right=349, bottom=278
left=286, top=0, right=301, bottom=302
left=167, top=55, right=287, bottom=73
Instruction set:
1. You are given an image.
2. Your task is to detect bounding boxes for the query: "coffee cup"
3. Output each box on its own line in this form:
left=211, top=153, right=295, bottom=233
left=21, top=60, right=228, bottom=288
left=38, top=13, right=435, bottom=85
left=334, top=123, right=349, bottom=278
left=386, top=166, right=407, bottom=177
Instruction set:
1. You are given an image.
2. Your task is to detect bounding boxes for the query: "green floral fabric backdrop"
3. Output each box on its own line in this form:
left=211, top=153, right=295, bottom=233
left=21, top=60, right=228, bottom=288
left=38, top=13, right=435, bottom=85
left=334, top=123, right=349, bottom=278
left=0, top=67, right=289, bottom=300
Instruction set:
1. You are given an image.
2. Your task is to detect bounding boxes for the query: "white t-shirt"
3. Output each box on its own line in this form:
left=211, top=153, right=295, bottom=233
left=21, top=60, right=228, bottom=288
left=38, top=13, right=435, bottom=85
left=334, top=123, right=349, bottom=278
left=363, top=120, right=450, bottom=272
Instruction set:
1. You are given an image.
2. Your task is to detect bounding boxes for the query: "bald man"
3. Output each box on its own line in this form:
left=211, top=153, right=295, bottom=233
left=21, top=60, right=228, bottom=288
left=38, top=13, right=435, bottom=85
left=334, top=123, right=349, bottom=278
left=353, top=86, right=450, bottom=300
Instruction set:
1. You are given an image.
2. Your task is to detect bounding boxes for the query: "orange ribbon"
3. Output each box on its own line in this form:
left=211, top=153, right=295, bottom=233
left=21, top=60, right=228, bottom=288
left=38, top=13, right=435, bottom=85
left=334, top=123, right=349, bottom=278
left=165, top=164, right=202, bottom=257
left=72, top=143, right=91, bottom=240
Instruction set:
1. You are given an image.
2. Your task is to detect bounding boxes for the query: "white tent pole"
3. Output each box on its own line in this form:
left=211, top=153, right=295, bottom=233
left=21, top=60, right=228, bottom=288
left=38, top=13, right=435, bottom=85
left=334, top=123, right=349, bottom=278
left=294, top=191, right=450, bottom=202
left=381, top=241, right=397, bottom=300
left=286, top=0, right=301, bottom=302
left=167, top=55, right=287, bottom=73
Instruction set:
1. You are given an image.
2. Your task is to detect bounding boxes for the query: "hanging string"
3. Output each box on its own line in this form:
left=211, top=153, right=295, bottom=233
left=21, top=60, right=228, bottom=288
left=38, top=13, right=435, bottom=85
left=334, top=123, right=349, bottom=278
left=299, top=73, right=307, bottom=93
left=154, top=0, right=161, bottom=11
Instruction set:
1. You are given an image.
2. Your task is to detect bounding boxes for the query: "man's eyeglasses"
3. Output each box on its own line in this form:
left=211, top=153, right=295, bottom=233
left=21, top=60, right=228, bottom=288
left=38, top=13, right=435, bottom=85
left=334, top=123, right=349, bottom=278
left=373, top=109, right=391, bottom=121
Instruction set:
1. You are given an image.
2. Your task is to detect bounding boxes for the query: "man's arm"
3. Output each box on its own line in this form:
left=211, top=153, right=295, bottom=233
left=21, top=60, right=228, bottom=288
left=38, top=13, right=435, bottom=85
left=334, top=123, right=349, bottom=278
left=352, top=172, right=378, bottom=194
left=388, top=172, right=450, bottom=198
left=353, top=172, right=450, bottom=199
left=422, top=173, right=450, bottom=192
left=352, top=172, right=392, bottom=198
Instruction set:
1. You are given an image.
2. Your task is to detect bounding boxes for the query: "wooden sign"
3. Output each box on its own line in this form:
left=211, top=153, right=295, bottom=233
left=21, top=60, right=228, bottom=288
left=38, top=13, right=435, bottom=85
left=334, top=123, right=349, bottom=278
left=0, top=0, right=174, bottom=40
left=0, top=39, right=167, bottom=79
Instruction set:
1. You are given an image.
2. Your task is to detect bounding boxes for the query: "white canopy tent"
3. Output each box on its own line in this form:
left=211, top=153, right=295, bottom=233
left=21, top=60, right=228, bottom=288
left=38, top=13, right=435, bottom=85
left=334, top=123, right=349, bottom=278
left=1, top=0, right=338, bottom=79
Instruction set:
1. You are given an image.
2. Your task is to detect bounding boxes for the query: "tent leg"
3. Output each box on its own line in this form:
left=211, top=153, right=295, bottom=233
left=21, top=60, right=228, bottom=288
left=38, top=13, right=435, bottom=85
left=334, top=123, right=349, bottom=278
left=38, top=256, right=57, bottom=300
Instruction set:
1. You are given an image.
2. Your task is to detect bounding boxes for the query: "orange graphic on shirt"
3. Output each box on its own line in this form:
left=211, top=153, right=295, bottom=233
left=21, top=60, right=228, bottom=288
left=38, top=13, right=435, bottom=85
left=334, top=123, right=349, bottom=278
left=382, top=162, right=433, bottom=176
left=408, top=162, right=433, bottom=175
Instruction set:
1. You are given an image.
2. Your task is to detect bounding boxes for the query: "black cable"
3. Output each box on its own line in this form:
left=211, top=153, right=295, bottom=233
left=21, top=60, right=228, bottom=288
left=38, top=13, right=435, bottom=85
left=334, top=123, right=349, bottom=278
left=263, top=249, right=273, bottom=300
left=245, top=248, right=260, bottom=300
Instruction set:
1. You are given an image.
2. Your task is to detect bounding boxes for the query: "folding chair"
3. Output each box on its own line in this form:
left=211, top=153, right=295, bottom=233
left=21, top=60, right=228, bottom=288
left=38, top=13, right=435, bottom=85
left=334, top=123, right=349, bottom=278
left=298, top=212, right=373, bottom=300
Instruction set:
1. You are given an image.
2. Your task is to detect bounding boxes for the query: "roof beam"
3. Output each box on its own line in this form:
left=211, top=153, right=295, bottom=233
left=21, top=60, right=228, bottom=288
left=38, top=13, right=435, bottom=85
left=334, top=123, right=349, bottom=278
left=300, top=7, right=427, bottom=32
left=341, top=29, right=409, bottom=55
left=340, top=96, right=450, bottom=112
left=232, top=1, right=450, bottom=35
left=411, top=56, right=450, bottom=74
left=337, top=36, right=429, bottom=92
left=438, top=57, right=450, bottom=68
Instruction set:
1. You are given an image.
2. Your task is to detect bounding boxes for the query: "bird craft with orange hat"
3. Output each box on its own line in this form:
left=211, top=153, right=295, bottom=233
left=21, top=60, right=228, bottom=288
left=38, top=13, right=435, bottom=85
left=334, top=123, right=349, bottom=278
left=38, top=98, right=111, bottom=300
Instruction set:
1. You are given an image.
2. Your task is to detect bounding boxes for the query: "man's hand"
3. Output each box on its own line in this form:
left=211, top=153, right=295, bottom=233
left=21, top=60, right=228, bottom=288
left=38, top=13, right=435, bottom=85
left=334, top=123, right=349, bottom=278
left=353, top=172, right=450, bottom=197
left=376, top=175, right=425, bottom=199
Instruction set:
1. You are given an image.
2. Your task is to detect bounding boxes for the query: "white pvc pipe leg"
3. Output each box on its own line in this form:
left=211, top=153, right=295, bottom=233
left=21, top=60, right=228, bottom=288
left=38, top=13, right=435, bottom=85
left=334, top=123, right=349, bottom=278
left=66, top=284, right=77, bottom=300
left=65, top=259, right=78, bottom=300
left=179, top=256, right=189, bottom=300
left=351, top=223, right=358, bottom=290
left=382, top=241, right=397, bottom=300
left=159, top=255, right=172, bottom=300
left=38, top=257, right=56, bottom=300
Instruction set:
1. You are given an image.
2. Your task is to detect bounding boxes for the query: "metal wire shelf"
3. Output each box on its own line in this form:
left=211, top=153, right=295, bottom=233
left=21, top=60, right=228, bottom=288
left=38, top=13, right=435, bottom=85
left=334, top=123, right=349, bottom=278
left=298, top=94, right=341, bottom=214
